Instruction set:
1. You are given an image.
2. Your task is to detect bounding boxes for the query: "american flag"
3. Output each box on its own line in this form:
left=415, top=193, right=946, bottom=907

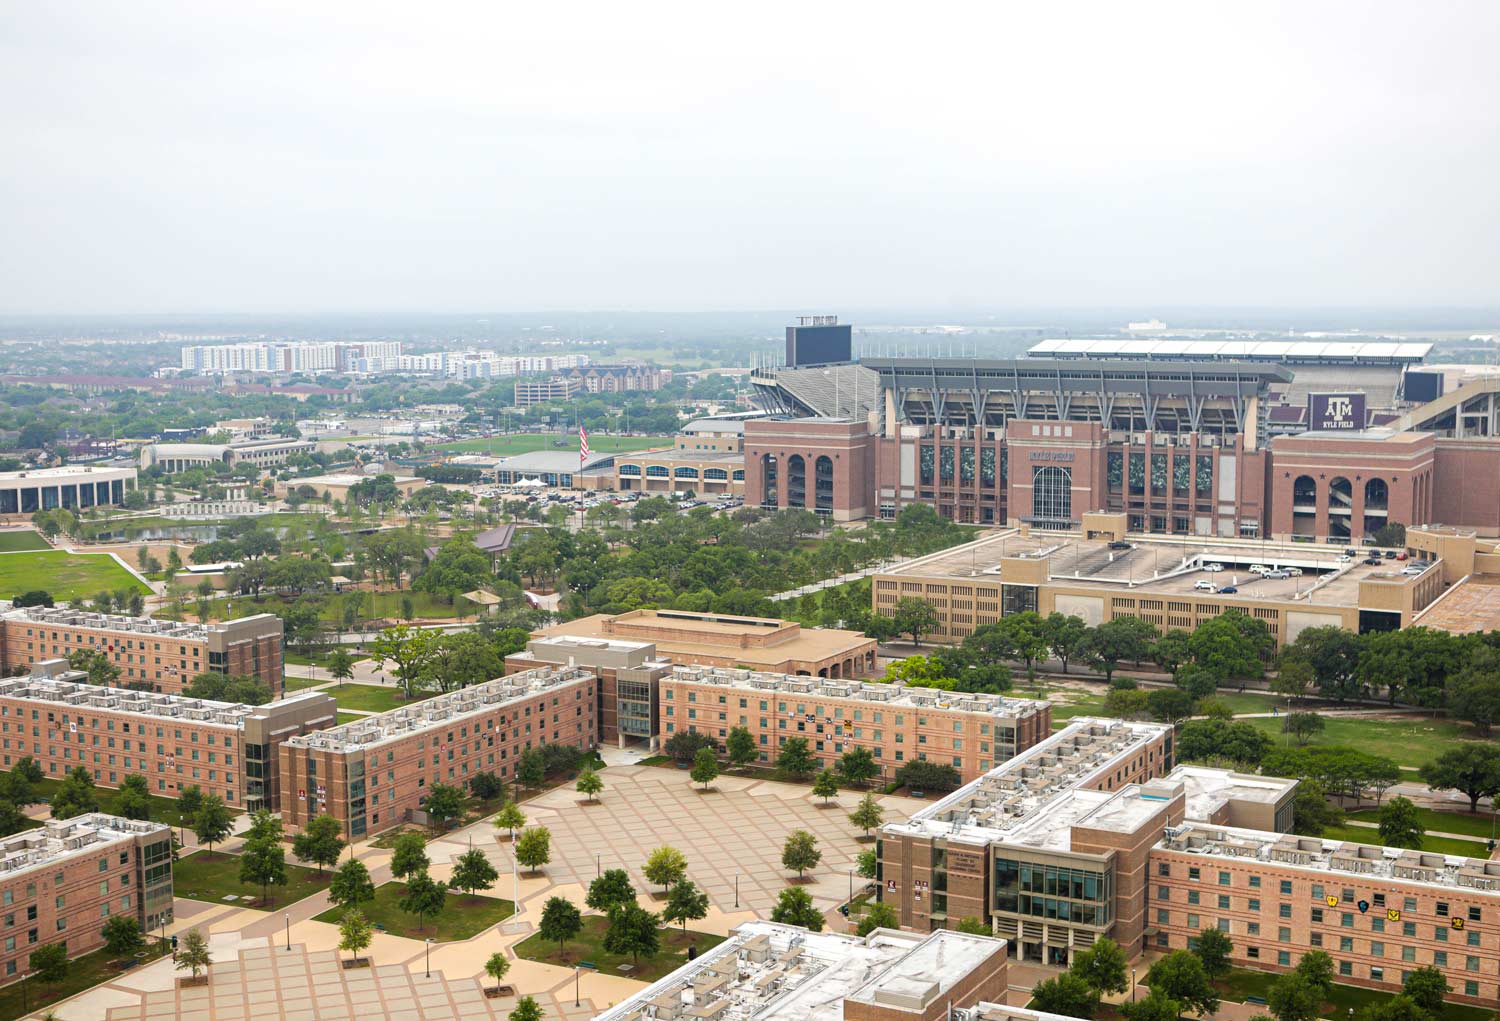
left=579, top=424, right=589, bottom=466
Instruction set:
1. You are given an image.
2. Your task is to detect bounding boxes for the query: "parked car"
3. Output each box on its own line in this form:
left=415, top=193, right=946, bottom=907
left=1402, top=565, right=1426, bottom=575
left=1108, top=541, right=1132, bottom=550
left=1335, top=554, right=1353, bottom=564
left=1285, top=567, right=1303, bottom=576
left=1264, top=569, right=1291, bottom=579
left=1344, top=547, right=1358, bottom=556
left=1395, top=552, right=1408, bottom=560
left=1248, top=564, right=1270, bottom=574
left=1202, top=563, right=1224, bottom=572
left=1383, top=550, right=1398, bottom=559
left=1218, top=586, right=1238, bottom=594
left=1194, top=580, right=1217, bottom=591
left=1364, top=557, right=1383, bottom=566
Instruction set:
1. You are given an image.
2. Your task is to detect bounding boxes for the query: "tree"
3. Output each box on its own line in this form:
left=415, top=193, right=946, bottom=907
left=470, top=771, right=504, bottom=801
left=102, top=915, right=145, bottom=956
left=1193, top=927, right=1233, bottom=979
left=837, top=746, right=878, bottom=786
left=1188, top=610, right=1272, bottom=686
left=690, top=746, right=720, bottom=790
left=1448, top=647, right=1500, bottom=736
left=722, top=726, right=757, bottom=769
left=1082, top=617, right=1157, bottom=684
left=664, top=730, right=717, bottom=764
left=1176, top=719, right=1273, bottom=768
left=1030, top=973, right=1099, bottom=1020
left=602, top=903, right=662, bottom=965
left=1122, top=994, right=1184, bottom=1021
left=390, top=832, right=430, bottom=880
left=327, top=647, right=356, bottom=686
left=1418, top=744, right=1500, bottom=812
left=494, top=801, right=526, bottom=842
left=769, top=886, right=823, bottom=930
left=812, top=769, right=839, bottom=805
left=1144, top=951, right=1218, bottom=1018
left=894, top=760, right=962, bottom=792
left=1266, top=973, right=1321, bottom=1021
left=399, top=873, right=449, bottom=933
left=240, top=819, right=288, bottom=906
left=1152, top=629, right=1194, bottom=680
left=856, top=848, right=878, bottom=879
left=338, top=909, right=373, bottom=966
left=663, top=879, right=710, bottom=931
left=369, top=624, right=439, bottom=700
left=1402, top=965, right=1450, bottom=1015
left=329, top=857, right=376, bottom=910
left=1377, top=796, right=1425, bottom=849
left=515, top=826, right=552, bottom=874
left=1273, top=656, right=1316, bottom=704
left=176, top=928, right=212, bottom=982
left=587, top=869, right=637, bottom=912
left=1293, top=949, right=1335, bottom=1000
left=1145, top=688, right=1197, bottom=726
left=1042, top=612, right=1091, bottom=674
left=955, top=917, right=991, bottom=935
left=115, top=774, right=153, bottom=821
left=643, top=845, right=688, bottom=894
left=1073, top=936, right=1129, bottom=996
left=539, top=895, right=584, bottom=953
left=423, top=783, right=466, bottom=832
left=515, top=748, right=547, bottom=788
left=1288, top=626, right=1363, bottom=703
left=849, top=793, right=885, bottom=837
left=67, top=649, right=121, bottom=687
left=575, top=768, right=604, bottom=803
left=1363, top=997, right=1431, bottom=1021
left=292, top=814, right=345, bottom=874
left=451, top=847, right=500, bottom=897
left=775, top=737, right=816, bottom=779
left=50, top=766, right=100, bottom=819
left=856, top=901, right=899, bottom=936
left=781, top=829, right=822, bottom=878
left=193, top=794, right=233, bottom=852
left=890, top=596, right=940, bottom=646
left=509, top=995, right=544, bottom=1021
left=484, top=951, right=511, bottom=994
left=1283, top=711, right=1325, bottom=746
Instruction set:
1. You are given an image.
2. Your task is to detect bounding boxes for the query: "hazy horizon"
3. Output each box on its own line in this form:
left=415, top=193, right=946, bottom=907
left=3, top=2, right=1498, bottom=315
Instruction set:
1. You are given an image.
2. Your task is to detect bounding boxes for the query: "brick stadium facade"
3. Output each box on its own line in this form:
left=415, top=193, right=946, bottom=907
left=0, top=607, right=284, bottom=697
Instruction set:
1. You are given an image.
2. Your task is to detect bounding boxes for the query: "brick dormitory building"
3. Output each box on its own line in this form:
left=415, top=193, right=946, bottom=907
left=0, top=606, right=285, bottom=697
left=878, top=717, right=1500, bottom=1007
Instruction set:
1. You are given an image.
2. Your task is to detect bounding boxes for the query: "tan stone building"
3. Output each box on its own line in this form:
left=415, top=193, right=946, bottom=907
left=0, top=815, right=173, bottom=984
left=0, top=606, right=285, bottom=696
left=0, top=661, right=334, bottom=812
left=608, top=419, right=747, bottom=497
left=280, top=665, right=596, bottom=839
left=659, top=664, right=1052, bottom=783
left=535, top=609, right=878, bottom=679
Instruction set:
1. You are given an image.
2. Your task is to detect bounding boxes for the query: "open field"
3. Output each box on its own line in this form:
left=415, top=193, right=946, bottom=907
left=0, top=529, right=49, bottom=552
left=1348, top=805, right=1500, bottom=839
left=1243, top=713, right=1484, bottom=770
left=311, top=883, right=514, bottom=941
left=326, top=683, right=437, bottom=714
left=513, top=915, right=725, bottom=982
left=0, top=549, right=148, bottom=601
left=172, top=850, right=333, bottom=909
left=436, top=433, right=668, bottom=456
left=1217, top=967, right=1495, bottom=1021
left=1320, top=823, right=1489, bottom=858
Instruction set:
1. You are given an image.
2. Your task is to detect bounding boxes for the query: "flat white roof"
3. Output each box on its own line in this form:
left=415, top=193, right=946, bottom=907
left=1026, top=338, right=1432, bottom=361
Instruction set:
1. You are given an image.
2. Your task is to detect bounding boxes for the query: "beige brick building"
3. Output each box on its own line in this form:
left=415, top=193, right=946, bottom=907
left=280, top=665, right=596, bottom=839
left=658, top=664, right=1051, bottom=784
left=0, top=607, right=284, bottom=696
left=0, top=815, right=172, bottom=984
left=0, top=661, right=334, bottom=812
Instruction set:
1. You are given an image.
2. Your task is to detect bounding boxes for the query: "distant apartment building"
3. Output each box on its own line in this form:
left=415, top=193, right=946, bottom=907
left=0, top=465, right=136, bottom=515
left=280, top=665, right=597, bottom=838
left=564, top=363, right=665, bottom=393
left=0, top=815, right=173, bottom=983
left=345, top=351, right=590, bottom=378
left=657, top=664, right=1051, bottom=783
left=178, top=341, right=402, bottom=375
left=0, top=661, right=334, bottom=812
left=0, top=607, right=284, bottom=697
left=514, top=375, right=583, bottom=407
left=534, top=609, right=878, bottom=680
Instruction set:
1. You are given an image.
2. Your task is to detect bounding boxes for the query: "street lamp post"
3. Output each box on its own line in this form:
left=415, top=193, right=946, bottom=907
left=575, top=965, right=581, bottom=1007
left=426, top=937, right=433, bottom=978
left=284, top=913, right=291, bottom=950
left=1131, top=968, right=1137, bottom=1002
left=734, top=875, right=739, bottom=909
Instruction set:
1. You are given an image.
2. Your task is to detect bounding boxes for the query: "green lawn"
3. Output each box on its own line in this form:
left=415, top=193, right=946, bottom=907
left=513, top=914, right=726, bottom=982
left=1216, top=968, right=1495, bottom=1021
left=326, top=684, right=437, bottom=714
left=283, top=673, right=329, bottom=692
left=1348, top=806, right=1500, bottom=840
left=0, top=772, right=215, bottom=828
left=173, top=849, right=334, bottom=909
left=336, top=711, right=364, bottom=725
left=0, top=937, right=170, bottom=1019
left=1243, top=714, right=1484, bottom=770
left=1206, top=690, right=1285, bottom=715
left=0, top=550, right=149, bottom=601
left=283, top=649, right=367, bottom=669
left=436, top=433, right=669, bottom=456
left=312, top=883, right=514, bottom=941
left=1320, top=823, right=1490, bottom=859
left=0, top=529, right=50, bottom=552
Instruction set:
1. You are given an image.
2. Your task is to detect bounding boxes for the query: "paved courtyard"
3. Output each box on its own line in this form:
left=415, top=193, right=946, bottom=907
left=37, top=765, right=923, bottom=1021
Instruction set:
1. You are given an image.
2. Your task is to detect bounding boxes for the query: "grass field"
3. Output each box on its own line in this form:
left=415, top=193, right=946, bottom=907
left=173, top=850, right=334, bottom=909
left=0, top=771, right=214, bottom=828
left=283, top=649, right=367, bottom=669
left=326, top=683, right=436, bottom=714
left=1243, top=714, right=1483, bottom=770
left=436, top=433, right=669, bottom=456
left=312, top=884, right=514, bottom=941
left=0, top=529, right=49, bottom=552
left=0, top=937, right=170, bottom=1019
left=1217, top=967, right=1495, bottom=1021
left=512, top=914, right=726, bottom=981
left=1348, top=805, right=1500, bottom=840
left=0, top=549, right=149, bottom=601
left=336, top=711, right=363, bottom=725
left=1320, top=823, right=1490, bottom=858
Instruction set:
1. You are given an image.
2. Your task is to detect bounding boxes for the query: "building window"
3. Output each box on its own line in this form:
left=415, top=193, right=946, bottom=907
left=1031, top=465, right=1072, bottom=524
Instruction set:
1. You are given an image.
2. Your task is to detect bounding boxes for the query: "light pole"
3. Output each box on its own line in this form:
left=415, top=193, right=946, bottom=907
left=425, top=937, right=433, bottom=978
left=1131, top=968, right=1137, bottom=1002
left=575, top=965, right=581, bottom=1007
left=596, top=852, right=601, bottom=880
left=284, top=913, right=290, bottom=951
left=734, top=875, right=739, bottom=909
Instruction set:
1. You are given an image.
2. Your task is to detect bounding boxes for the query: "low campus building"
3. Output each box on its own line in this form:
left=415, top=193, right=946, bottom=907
left=279, top=665, right=597, bottom=838
left=0, top=464, right=136, bottom=515
left=0, top=815, right=173, bottom=984
left=659, top=664, right=1052, bottom=783
left=535, top=609, right=878, bottom=679
left=607, top=419, right=748, bottom=497
left=0, top=661, right=335, bottom=812
left=593, top=921, right=1010, bottom=1021
left=0, top=606, right=285, bottom=697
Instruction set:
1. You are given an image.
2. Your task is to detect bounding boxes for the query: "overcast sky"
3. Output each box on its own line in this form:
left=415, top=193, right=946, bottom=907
left=2, top=2, right=1498, bottom=315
